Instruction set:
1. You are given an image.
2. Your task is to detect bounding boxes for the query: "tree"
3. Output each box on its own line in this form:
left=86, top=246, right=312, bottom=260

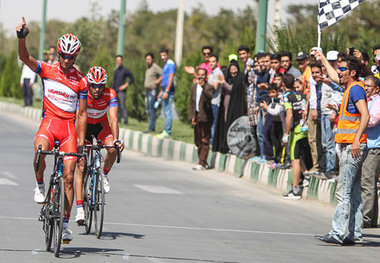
left=0, top=50, right=22, bottom=98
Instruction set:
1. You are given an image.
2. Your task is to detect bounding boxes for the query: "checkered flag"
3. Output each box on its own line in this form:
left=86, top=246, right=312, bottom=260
left=318, top=0, right=364, bottom=30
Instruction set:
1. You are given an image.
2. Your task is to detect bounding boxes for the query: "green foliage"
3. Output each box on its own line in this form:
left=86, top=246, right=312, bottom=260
left=0, top=50, right=22, bottom=98
left=125, top=58, right=147, bottom=121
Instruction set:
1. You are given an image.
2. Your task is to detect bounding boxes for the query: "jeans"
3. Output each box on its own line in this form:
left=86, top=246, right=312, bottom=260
left=210, top=104, right=219, bottom=145
left=22, top=78, right=33, bottom=106
left=146, top=89, right=157, bottom=131
left=256, top=109, right=265, bottom=159
left=162, top=93, right=174, bottom=135
left=321, top=114, right=336, bottom=172
left=330, top=143, right=368, bottom=242
left=117, top=90, right=128, bottom=124
left=361, top=148, right=380, bottom=227
left=262, top=114, right=273, bottom=160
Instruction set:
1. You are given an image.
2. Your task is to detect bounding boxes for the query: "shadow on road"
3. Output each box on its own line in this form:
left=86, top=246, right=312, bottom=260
left=79, top=231, right=145, bottom=240
left=60, top=247, right=124, bottom=259
left=99, top=231, right=145, bottom=240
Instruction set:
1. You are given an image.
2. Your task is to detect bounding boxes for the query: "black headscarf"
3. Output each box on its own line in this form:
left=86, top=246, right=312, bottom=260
left=212, top=62, right=247, bottom=154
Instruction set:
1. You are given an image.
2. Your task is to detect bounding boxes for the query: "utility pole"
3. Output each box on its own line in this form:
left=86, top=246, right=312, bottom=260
left=116, top=0, right=127, bottom=56
left=255, top=0, right=268, bottom=53
left=38, top=0, right=47, bottom=60
left=36, top=0, right=47, bottom=100
left=174, top=0, right=184, bottom=67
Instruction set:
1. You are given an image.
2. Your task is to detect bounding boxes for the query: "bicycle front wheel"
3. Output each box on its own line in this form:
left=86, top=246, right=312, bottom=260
left=43, top=186, right=53, bottom=251
left=83, top=174, right=93, bottom=234
left=94, top=168, right=105, bottom=239
left=53, top=176, right=65, bottom=257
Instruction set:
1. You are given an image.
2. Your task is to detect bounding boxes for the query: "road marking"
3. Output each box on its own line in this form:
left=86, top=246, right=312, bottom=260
left=1, top=171, right=17, bottom=179
left=0, top=215, right=314, bottom=236
left=148, top=258, right=165, bottom=263
left=0, top=178, right=18, bottom=185
left=133, top=184, right=183, bottom=195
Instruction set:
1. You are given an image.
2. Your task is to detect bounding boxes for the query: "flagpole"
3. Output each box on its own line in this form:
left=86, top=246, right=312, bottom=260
left=317, top=25, right=321, bottom=49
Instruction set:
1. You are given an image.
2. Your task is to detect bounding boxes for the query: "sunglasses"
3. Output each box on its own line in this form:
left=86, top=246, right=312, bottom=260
left=339, top=66, right=348, bottom=72
left=59, top=52, right=75, bottom=60
left=203, top=52, right=211, bottom=56
left=90, top=84, right=105, bottom=89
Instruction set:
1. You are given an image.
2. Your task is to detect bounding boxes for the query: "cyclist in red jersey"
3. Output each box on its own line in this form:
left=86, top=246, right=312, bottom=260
left=17, top=17, right=88, bottom=243
left=75, top=66, right=124, bottom=225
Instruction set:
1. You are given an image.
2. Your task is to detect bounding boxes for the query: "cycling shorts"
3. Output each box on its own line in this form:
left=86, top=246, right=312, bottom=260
left=85, top=118, right=113, bottom=144
left=289, top=132, right=308, bottom=160
left=35, top=117, right=77, bottom=161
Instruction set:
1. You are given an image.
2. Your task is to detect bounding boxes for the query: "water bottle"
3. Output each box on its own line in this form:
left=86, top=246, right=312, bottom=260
left=154, top=98, right=161, bottom=109
left=300, top=119, right=308, bottom=132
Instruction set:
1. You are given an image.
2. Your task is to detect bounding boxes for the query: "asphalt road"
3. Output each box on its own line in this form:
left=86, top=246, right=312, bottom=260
left=1, top=111, right=380, bottom=263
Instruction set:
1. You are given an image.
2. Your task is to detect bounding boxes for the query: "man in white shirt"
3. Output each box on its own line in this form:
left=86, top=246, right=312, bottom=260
left=20, top=63, right=36, bottom=106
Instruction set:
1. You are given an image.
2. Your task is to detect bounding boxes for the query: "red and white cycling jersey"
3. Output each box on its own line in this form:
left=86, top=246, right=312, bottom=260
left=87, top=87, right=118, bottom=124
left=36, top=61, right=88, bottom=121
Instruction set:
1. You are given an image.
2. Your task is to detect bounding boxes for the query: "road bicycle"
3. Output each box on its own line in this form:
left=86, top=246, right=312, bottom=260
left=36, top=141, right=86, bottom=257
left=83, top=139, right=120, bottom=238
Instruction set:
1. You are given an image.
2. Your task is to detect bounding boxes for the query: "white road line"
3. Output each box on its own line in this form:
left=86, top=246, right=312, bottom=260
left=0, top=215, right=314, bottom=237
left=148, top=258, right=165, bottom=263
left=133, top=184, right=183, bottom=195
left=1, top=171, right=17, bottom=179
left=0, top=178, right=18, bottom=185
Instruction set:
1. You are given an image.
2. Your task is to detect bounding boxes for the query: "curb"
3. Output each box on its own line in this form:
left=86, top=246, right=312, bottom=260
left=2, top=101, right=378, bottom=211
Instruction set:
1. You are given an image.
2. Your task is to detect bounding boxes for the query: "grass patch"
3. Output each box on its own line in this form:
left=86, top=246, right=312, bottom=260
left=0, top=97, right=194, bottom=144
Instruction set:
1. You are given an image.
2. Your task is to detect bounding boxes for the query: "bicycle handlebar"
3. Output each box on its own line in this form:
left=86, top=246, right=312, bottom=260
left=85, top=143, right=121, bottom=164
left=35, top=146, right=87, bottom=173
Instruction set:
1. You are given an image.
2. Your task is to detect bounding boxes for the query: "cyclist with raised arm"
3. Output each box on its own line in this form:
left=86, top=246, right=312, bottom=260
left=75, top=66, right=124, bottom=225
left=16, top=17, right=88, bottom=243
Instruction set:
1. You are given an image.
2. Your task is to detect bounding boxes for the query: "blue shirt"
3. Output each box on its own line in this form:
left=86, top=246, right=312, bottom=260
left=161, top=59, right=176, bottom=93
left=255, top=69, right=270, bottom=103
left=347, top=85, right=366, bottom=114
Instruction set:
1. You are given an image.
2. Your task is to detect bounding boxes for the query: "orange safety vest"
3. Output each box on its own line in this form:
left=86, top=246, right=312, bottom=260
left=335, top=81, right=367, bottom=144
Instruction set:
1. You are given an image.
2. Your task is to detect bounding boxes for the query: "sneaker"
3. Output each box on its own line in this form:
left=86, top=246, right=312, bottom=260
left=256, top=158, right=266, bottom=164
left=282, top=190, right=302, bottom=200
left=34, top=184, right=45, bottom=204
left=62, top=227, right=73, bottom=244
left=75, top=207, right=85, bottom=226
left=250, top=156, right=260, bottom=161
left=157, top=131, right=170, bottom=139
left=192, top=164, right=207, bottom=171
left=103, top=173, right=110, bottom=194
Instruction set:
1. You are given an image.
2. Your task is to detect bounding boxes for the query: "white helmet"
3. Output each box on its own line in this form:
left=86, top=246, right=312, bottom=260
left=57, top=34, right=81, bottom=55
left=87, top=66, right=108, bottom=85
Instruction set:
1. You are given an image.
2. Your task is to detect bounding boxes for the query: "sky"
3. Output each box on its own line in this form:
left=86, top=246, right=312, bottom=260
left=0, top=0, right=317, bottom=36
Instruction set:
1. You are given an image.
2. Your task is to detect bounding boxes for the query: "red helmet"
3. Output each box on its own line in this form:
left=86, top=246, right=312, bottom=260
left=87, top=66, right=108, bottom=85
left=57, top=34, right=81, bottom=55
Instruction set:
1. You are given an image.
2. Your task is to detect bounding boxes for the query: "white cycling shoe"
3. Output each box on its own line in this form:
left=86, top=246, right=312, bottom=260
left=62, top=227, right=73, bottom=244
left=75, top=207, right=85, bottom=226
left=34, top=184, right=45, bottom=204
left=103, top=173, right=110, bottom=194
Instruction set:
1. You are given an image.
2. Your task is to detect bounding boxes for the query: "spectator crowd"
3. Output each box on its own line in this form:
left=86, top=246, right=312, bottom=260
left=155, top=43, right=379, bottom=232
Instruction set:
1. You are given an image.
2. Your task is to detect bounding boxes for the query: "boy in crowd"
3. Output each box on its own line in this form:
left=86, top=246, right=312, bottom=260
left=282, top=74, right=312, bottom=199
left=260, top=84, right=284, bottom=168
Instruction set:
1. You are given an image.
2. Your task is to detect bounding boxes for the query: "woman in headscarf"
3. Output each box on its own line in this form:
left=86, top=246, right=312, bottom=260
left=212, top=61, right=247, bottom=153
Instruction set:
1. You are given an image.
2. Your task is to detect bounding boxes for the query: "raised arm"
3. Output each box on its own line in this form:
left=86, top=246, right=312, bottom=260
left=17, top=17, right=38, bottom=72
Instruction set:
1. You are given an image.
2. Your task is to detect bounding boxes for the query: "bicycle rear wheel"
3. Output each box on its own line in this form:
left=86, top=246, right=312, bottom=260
left=83, top=174, right=93, bottom=234
left=94, top=168, right=105, bottom=239
left=53, top=176, right=65, bottom=257
left=43, top=186, right=53, bottom=251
